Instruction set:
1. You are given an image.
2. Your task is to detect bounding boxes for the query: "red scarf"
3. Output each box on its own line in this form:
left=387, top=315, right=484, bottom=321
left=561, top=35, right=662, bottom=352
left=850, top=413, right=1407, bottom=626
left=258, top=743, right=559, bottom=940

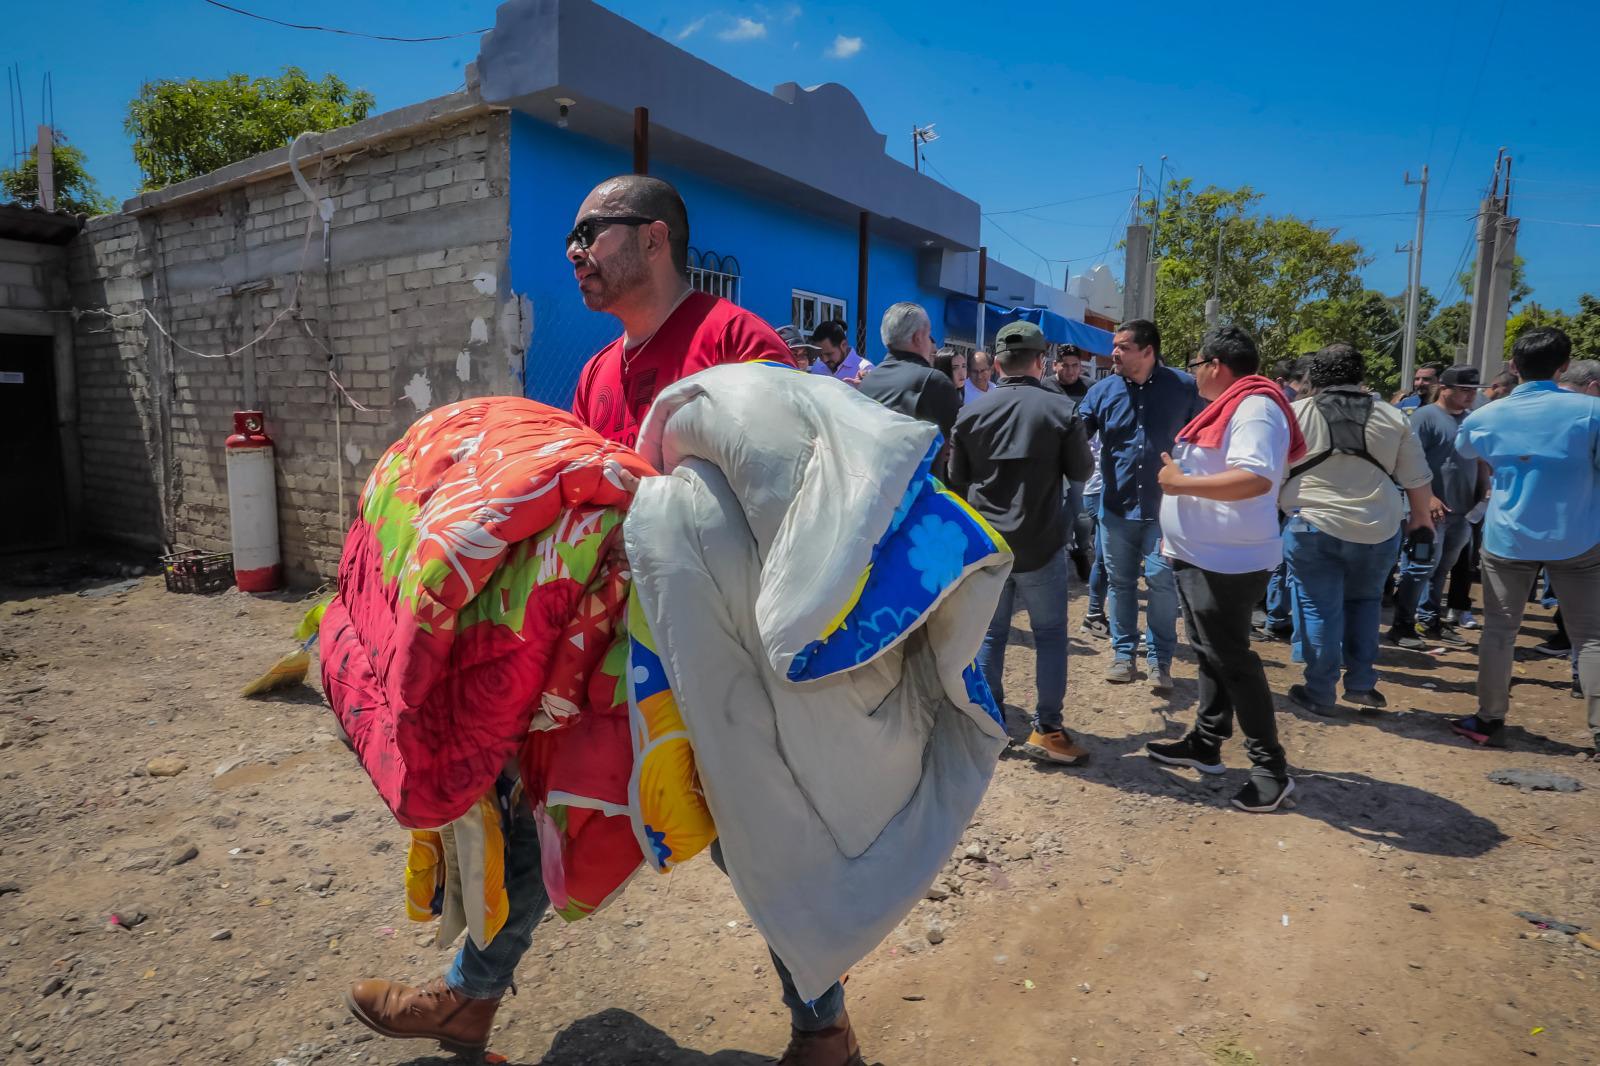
left=1176, top=374, right=1307, bottom=462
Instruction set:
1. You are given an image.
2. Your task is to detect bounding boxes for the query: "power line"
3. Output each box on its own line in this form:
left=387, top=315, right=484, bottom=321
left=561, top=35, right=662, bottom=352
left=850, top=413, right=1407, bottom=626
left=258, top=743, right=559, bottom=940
left=1436, top=0, right=1509, bottom=203
left=983, top=188, right=1131, bottom=217
left=199, top=0, right=490, bottom=41
left=984, top=214, right=1056, bottom=288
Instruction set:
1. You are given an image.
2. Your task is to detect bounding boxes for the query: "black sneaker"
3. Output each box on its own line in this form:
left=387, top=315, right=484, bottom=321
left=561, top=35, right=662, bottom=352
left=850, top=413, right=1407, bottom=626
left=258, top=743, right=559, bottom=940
left=1146, top=736, right=1225, bottom=775
left=1254, top=623, right=1293, bottom=643
left=1386, top=625, right=1425, bottom=650
left=1231, top=773, right=1296, bottom=813
left=1450, top=714, right=1507, bottom=748
left=1535, top=638, right=1573, bottom=658
left=1573, top=677, right=1585, bottom=700
left=1287, top=684, right=1336, bottom=717
left=1344, top=688, right=1388, bottom=710
left=1080, top=615, right=1110, bottom=639
left=1423, top=623, right=1469, bottom=648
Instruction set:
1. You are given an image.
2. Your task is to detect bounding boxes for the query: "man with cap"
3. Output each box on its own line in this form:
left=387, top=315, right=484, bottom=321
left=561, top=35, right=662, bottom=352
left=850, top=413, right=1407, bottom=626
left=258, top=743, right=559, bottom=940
left=1388, top=365, right=1492, bottom=650
left=1043, top=345, right=1093, bottom=578
left=949, top=321, right=1095, bottom=764
left=777, top=324, right=820, bottom=373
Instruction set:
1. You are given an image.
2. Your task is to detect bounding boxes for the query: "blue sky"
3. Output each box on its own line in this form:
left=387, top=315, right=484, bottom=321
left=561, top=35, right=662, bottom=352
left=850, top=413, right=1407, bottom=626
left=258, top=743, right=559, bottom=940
left=9, top=0, right=1597, bottom=310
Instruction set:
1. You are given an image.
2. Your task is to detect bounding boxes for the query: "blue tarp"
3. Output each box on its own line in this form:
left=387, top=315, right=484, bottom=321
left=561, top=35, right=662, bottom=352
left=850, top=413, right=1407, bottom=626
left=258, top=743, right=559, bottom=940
left=943, top=297, right=1115, bottom=356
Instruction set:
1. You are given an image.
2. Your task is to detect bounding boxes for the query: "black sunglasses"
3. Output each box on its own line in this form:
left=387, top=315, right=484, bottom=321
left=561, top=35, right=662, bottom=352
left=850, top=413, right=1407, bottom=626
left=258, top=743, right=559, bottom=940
left=1186, top=357, right=1215, bottom=369
left=565, top=215, right=655, bottom=251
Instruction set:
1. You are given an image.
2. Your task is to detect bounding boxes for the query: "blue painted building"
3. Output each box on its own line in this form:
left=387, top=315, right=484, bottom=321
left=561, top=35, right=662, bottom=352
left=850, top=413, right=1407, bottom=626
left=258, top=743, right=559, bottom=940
left=477, top=0, right=1098, bottom=407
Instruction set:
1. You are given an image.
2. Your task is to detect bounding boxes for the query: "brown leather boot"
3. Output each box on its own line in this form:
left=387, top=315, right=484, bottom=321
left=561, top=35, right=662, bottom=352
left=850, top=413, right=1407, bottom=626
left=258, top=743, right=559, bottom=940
left=777, top=1008, right=866, bottom=1066
left=344, top=976, right=501, bottom=1057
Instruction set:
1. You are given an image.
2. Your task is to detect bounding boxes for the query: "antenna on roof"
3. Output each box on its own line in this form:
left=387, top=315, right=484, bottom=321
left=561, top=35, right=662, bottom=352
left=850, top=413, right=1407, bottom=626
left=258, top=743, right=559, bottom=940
left=911, top=124, right=937, bottom=172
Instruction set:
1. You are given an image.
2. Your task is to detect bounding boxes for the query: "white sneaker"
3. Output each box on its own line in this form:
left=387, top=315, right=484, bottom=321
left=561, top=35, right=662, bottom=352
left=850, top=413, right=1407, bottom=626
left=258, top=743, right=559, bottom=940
left=1458, top=610, right=1479, bottom=630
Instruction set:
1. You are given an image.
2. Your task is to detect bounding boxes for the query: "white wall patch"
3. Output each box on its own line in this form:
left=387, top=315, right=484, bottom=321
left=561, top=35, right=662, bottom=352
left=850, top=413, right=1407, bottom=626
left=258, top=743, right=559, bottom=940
left=403, top=372, right=433, bottom=411
left=456, top=350, right=472, bottom=382
left=469, top=317, right=489, bottom=344
left=472, top=271, right=497, bottom=295
left=344, top=441, right=362, bottom=467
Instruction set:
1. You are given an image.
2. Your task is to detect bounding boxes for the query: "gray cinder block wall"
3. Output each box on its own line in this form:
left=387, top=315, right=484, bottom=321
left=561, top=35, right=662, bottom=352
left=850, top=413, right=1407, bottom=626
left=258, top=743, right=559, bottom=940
left=66, top=93, right=523, bottom=583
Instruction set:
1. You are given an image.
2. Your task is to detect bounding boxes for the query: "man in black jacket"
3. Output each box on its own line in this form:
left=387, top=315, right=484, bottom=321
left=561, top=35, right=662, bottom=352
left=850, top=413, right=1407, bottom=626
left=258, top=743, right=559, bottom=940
left=858, top=302, right=962, bottom=474
left=950, top=322, right=1095, bottom=764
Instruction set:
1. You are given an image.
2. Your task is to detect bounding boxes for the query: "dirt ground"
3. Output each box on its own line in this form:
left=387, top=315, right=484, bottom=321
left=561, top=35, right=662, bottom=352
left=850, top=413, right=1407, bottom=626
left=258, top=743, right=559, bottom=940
left=2, top=549, right=1597, bottom=1066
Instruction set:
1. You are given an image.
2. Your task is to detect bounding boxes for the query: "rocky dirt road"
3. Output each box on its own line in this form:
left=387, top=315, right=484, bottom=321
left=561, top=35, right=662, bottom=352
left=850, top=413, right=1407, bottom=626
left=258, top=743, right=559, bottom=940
left=2, top=552, right=1597, bottom=1065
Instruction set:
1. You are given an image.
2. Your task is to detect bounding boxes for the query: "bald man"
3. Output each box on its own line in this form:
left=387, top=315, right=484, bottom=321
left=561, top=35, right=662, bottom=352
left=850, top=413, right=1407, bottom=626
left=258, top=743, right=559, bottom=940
left=345, top=178, right=868, bottom=1066
left=566, top=174, right=793, bottom=448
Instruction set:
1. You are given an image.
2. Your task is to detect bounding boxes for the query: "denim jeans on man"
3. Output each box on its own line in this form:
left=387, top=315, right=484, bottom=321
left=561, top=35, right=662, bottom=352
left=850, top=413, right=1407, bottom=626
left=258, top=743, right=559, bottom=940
left=1082, top=491, right=1108, bottom=618
left=1392, top=512, right=1472, bottom=630
left=448, top=800, right=845, bottom=1030
left=1099, top=509, right=1179, bottom=669
left=978, top=550, right=1069, bottom=731
left=1283, top=517, right=1403, bottom=704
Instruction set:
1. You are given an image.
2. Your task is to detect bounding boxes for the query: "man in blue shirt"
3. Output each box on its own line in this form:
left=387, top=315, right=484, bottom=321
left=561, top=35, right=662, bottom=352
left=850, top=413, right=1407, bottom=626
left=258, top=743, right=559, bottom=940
left=1451, top=327, right=1600, bottom=756
left=1396, top=362, right=1444, bottom=413
left=1077, top=319, right=1205, bottom=692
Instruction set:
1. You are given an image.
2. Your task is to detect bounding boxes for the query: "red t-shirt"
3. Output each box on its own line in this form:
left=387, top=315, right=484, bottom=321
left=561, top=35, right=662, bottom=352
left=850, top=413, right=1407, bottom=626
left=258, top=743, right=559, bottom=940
left=572, top=292, right=793, bottom=447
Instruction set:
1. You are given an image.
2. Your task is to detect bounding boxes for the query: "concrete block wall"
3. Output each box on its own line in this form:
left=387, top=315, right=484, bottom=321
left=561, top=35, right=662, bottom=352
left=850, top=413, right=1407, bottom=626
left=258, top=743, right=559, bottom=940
left=67, top=107, right=522, bottom=583
left=0, top=238, right=68, bottom=313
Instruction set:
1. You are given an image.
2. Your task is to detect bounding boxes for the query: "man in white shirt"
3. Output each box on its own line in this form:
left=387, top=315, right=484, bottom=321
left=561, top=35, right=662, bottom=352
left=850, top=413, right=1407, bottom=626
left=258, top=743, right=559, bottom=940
left=963, top=349, right=994, bottom=405
left=1145, top=326, right=1301, bottom=813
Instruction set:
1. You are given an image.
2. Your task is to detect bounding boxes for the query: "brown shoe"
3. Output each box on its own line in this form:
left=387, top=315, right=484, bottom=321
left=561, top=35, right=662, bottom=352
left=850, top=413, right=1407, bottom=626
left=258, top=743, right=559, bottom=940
left=1020, top=729, right=1089, bottom=765
left=778, top=1008, right=866, bottom=1066
left=344, top=976, right=501, bottom=1057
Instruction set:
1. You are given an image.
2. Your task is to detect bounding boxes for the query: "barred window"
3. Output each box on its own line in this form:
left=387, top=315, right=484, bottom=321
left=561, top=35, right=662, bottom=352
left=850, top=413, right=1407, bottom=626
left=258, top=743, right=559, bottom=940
left=791, top=289, right=846, bottom=335
left=687, top=248, right=742, bottom=305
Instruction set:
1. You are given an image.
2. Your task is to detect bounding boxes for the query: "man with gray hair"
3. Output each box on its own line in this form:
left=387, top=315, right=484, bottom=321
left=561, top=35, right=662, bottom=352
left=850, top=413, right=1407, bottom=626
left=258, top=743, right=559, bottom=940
left=1561, top=359, right=1600, bottom=397
left=858, top=302, right=962, bottom=474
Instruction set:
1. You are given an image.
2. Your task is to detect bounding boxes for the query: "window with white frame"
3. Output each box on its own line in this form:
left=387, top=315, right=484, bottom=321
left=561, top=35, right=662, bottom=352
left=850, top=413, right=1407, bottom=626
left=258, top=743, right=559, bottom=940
left=687, top=248, right=741, bottom=304
left=791, top=289, right=847, bottom=335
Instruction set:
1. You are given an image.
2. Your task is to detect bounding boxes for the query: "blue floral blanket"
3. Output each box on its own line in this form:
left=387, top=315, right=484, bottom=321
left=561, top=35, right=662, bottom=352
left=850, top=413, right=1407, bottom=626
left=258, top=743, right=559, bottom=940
left=624, top=361, right=1012, bottom=1002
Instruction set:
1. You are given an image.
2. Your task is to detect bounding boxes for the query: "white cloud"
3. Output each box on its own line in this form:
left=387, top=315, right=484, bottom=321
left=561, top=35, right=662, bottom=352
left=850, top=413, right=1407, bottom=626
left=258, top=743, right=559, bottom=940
left=718, top=16, right=767, bottom=41
left=676, top=16, right=708, bottom=40
left=826, top=34, right=863, bottom=59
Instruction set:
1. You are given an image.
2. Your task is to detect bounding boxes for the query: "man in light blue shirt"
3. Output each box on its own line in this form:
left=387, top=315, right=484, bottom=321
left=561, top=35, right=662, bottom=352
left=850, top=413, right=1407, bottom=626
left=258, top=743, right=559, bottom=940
left=1451, top=327, right=1600, bottom=755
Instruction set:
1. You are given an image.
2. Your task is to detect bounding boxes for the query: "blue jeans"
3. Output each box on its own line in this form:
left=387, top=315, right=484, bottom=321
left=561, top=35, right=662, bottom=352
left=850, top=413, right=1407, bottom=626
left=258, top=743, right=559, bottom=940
left=1083, top=491, right=1108, bottom=618
left=448, top=804, right=845, bottom=1031
left=979, top=550, right=1069, bottom=732
left=1283, top=517, right=1403, bottom=704
left=1099, top=510, right=1179, bottom=669
left=1392, top=512, right=1472, bottom=630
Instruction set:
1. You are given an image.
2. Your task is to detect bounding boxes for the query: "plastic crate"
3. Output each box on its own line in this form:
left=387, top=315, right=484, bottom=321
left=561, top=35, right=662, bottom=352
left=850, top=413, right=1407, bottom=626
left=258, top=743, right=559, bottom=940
left=161, top=549, right=235, bottom=594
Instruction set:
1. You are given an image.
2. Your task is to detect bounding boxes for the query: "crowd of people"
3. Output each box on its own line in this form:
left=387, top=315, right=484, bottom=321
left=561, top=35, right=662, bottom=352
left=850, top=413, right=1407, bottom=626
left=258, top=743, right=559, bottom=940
left=768, top=262, right=1599, bottom=821
left=343, top=173, right=1599, bottom=1066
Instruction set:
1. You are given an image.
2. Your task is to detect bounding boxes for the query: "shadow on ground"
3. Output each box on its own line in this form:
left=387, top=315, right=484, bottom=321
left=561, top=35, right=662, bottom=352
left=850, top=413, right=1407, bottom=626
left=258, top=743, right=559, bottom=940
left=1000, top=705, right=1507, bottom=858
left=395, top=1008, right=792, bottom=1065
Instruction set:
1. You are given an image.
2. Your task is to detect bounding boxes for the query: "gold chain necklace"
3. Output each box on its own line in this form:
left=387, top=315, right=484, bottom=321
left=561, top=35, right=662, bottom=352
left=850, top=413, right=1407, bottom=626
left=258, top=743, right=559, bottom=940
left=621, top=289, right=693, bottom=375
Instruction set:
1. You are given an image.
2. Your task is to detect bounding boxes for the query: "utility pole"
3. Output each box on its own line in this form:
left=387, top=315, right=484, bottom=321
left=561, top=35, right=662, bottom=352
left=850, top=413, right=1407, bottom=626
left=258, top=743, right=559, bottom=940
left=1466, top=150, right=1517, bottom=376
left=1399, top=166, right=1428, bottom=391
left=975, top=246, right=988, bottom=353
left=35, top=124, right=54, bottom=212
left=1205, top=222, right=1223, bottom=325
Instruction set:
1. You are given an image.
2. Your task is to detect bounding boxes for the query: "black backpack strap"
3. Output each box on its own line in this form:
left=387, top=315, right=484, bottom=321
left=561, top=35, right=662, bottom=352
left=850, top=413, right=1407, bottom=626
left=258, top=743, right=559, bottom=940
left=1288, top=390, right=1393, bottom=481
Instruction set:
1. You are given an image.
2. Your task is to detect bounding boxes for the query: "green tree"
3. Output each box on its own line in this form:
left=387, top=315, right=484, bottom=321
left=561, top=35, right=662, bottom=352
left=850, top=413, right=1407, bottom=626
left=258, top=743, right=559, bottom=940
left=0, top=132, right=116, bottom=215
left=125, top=67, right=375, bottom=190
left=1419, top=298, right=1472, bottom=364
left=1504, top=303, right=1573, bottom=359
left=1566, top=294, right=1600, bottom=359
left=1144, top=178, right=1369, bottom=370
left=1293, top=289, right=1405, bottom=397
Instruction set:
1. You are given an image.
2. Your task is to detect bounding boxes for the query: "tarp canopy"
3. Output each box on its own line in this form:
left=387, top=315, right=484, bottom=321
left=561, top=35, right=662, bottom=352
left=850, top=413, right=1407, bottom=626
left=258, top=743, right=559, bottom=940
left=944, top=298, right=1115, bottom=356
